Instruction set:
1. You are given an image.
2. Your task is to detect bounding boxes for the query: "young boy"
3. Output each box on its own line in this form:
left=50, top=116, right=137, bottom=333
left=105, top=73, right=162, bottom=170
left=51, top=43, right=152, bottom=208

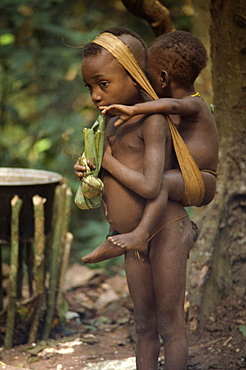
left=75, top=28, right=193, bottom=370
left=97, top=30, right=219, bottom=253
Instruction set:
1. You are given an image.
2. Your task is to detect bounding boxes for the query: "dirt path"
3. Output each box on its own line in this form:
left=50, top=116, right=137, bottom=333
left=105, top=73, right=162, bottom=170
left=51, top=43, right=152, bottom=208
left=0, top=312, right=245, bottom=370
left=0, top=265, right=245, bottom=369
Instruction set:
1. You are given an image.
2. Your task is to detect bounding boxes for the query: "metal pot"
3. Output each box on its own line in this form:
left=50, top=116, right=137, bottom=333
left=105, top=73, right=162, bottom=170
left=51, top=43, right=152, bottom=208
left=0, top=168, right=62, bottom=243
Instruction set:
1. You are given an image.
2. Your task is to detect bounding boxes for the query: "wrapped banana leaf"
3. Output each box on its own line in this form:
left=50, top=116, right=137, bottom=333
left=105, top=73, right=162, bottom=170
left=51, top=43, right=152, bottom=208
left=75, top=115, right=105, bottom=210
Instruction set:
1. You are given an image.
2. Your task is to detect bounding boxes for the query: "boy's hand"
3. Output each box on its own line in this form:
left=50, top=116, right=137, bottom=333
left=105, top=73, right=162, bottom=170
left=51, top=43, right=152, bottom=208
left=74, top=158, right=96, bottom=180
left=99, top=104, right=135, bottom=126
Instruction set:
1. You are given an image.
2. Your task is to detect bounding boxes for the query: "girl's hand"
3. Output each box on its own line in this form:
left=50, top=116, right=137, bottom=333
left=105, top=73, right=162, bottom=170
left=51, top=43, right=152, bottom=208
left=99, top=104, right=135, bottom=126
left=74, top=158, right=96, bottom=180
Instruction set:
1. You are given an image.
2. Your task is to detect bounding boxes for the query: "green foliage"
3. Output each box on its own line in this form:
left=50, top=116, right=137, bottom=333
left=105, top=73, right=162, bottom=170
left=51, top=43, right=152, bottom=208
left=0, top=0, right=191, bottom=273
left=239, top=325, right=246, bottom=337
left=160, top=0, right=192, bottom=31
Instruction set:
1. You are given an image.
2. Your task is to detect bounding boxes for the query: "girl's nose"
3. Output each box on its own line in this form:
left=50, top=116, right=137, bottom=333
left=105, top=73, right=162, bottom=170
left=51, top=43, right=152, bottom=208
left=91, top=88, right=102, bottom=104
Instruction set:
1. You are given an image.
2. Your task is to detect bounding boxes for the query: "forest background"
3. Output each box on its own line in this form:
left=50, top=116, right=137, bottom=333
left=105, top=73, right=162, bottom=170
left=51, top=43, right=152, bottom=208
left=1, top=0, right=246, bottom=334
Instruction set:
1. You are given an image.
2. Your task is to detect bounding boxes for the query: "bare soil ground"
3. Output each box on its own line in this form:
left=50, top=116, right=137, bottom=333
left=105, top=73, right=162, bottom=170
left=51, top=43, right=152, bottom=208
left=0, top=265, right=245, bottom=369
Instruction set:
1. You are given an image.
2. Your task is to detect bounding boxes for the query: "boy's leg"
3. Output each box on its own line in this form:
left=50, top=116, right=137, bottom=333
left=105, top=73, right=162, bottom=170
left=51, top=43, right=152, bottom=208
left=149, top=204, right=192, bottom=370
left=108, top=169, right=184, bottom=251
left=82, top=229, right=125, bottom=264
left=200, top=171, right=217, bottom=206
left=125, top=250, right=160, bottom=370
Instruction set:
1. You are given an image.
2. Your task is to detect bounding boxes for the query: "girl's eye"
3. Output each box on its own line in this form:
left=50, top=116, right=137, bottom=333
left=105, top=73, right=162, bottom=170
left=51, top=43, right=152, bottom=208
left=100, top=81, right=109, bottom=88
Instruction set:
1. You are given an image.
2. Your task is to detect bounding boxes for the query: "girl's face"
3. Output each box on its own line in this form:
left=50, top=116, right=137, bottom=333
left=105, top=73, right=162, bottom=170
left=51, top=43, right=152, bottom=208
left=82, top=49, right=140, bottom=110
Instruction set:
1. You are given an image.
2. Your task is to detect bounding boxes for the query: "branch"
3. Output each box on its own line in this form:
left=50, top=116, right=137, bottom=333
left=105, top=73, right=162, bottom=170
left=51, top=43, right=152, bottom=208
left=122, top=0, right=175, bottom=36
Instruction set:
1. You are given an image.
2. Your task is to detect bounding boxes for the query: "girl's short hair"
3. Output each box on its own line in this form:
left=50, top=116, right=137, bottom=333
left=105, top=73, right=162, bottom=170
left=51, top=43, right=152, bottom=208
left=83, top=27, right=147, bottom=71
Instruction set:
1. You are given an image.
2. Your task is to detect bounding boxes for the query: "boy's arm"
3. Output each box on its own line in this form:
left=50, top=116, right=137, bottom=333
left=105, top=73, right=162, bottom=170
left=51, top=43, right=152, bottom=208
left=101, top=97, right=200, bottom=126
left=102, top=114, right=167, bottom=199
left=100, top=105, right=136, bottom=126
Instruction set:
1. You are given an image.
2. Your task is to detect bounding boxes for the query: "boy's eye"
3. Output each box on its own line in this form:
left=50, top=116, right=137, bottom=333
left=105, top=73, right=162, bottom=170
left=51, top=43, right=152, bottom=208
left=84, top=83, right=91, bottom=90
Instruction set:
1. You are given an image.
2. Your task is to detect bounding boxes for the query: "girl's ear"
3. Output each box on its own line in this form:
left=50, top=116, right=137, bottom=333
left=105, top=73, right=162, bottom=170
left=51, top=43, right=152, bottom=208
left=160, top=70, right=169, bottom=89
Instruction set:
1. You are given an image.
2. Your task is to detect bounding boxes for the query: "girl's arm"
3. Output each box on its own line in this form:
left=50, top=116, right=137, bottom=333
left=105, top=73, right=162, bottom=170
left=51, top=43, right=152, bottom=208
left=100, top=96, right=200, bottom=126
left=102, top=114, right=167, bottom=199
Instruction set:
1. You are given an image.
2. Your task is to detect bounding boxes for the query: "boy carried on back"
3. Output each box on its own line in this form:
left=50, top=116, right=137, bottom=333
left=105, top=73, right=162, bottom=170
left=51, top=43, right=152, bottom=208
left=81, top=30, right=219, bottom=261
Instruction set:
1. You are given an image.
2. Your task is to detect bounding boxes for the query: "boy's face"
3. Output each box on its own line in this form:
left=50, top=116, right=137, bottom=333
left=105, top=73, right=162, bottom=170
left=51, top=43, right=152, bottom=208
left=146, top=58, right=164, bottom=98
left=146, top=55, right=170, bottom=98
left=82, top=48, right=140, bottom=110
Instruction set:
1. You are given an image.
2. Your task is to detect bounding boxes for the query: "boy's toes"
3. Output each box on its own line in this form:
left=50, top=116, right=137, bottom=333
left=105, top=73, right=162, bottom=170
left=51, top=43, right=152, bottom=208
left=108, top=237, right=115, bottom=244
left=108, top=237, right=118, bottom=246
left=119, top=243, right=127, bottom=249
left=113, top=240, right=122, bottom=247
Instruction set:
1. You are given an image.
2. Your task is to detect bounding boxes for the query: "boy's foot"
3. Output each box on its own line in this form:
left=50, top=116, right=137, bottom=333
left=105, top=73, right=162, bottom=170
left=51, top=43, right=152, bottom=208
left=82, top=239, right=125, bottom=264
left=108, top=229, right=149, bottom=252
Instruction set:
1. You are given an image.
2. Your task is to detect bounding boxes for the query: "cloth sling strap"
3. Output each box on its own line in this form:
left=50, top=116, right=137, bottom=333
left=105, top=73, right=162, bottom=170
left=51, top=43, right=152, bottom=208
left=93, top=33, right=205, bottom=206
left=167, top=115, right=205, bottom=206
left=202, top=169, right=218, bottom=178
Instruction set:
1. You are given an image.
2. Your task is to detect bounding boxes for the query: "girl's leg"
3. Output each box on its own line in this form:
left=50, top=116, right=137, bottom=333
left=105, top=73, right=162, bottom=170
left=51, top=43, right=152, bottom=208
left=108, top=169, right=184, bottom=251
left=125, top=250, right=160, bottom=370
left=149, top=204, right=192, bottom=370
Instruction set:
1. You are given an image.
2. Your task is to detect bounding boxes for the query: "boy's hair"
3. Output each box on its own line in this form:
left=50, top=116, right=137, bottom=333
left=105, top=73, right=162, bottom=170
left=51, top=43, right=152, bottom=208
left=148, top=30, right=208, bottom=86
left=83, top=27, right=147, bottom=71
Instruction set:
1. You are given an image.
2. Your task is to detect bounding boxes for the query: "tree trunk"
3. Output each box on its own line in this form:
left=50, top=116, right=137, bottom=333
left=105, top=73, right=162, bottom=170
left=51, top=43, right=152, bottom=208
left=191, top=0, right=212, bottom=103
left=122, top=0, right=174, bottom=35
left=186, top=0, right=246, bottom=334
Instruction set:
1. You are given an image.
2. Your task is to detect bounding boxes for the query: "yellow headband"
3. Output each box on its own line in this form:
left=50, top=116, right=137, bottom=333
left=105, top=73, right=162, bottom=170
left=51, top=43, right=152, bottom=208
left=93, top=33, right=158, bottom=101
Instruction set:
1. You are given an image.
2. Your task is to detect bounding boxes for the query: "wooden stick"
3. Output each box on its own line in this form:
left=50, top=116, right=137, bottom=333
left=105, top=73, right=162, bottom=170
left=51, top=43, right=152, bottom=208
left=0, top=244, right=2, bottom=311
left=17, top=241, right=24, bottom=300
left=42, top=184, right=67, bottom=339
left=28, top=195, right=46, bottom=344
left=25, top=240, right=34, bottom=296
left=56, top=188, right=72, bottom=313
left=56, top=232, right=73, bottom=314
left=4, top=195, right=23, bottom=349
left=63, top=187, right=72, bottom=236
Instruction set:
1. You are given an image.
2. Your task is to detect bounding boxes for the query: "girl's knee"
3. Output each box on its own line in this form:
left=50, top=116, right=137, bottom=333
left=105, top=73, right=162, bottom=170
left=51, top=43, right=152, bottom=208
left=135, top=320, right=152, bottom=335
left=134, top=311, right=157, bottom=337
left=157, top=312, right=186, bottom=342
